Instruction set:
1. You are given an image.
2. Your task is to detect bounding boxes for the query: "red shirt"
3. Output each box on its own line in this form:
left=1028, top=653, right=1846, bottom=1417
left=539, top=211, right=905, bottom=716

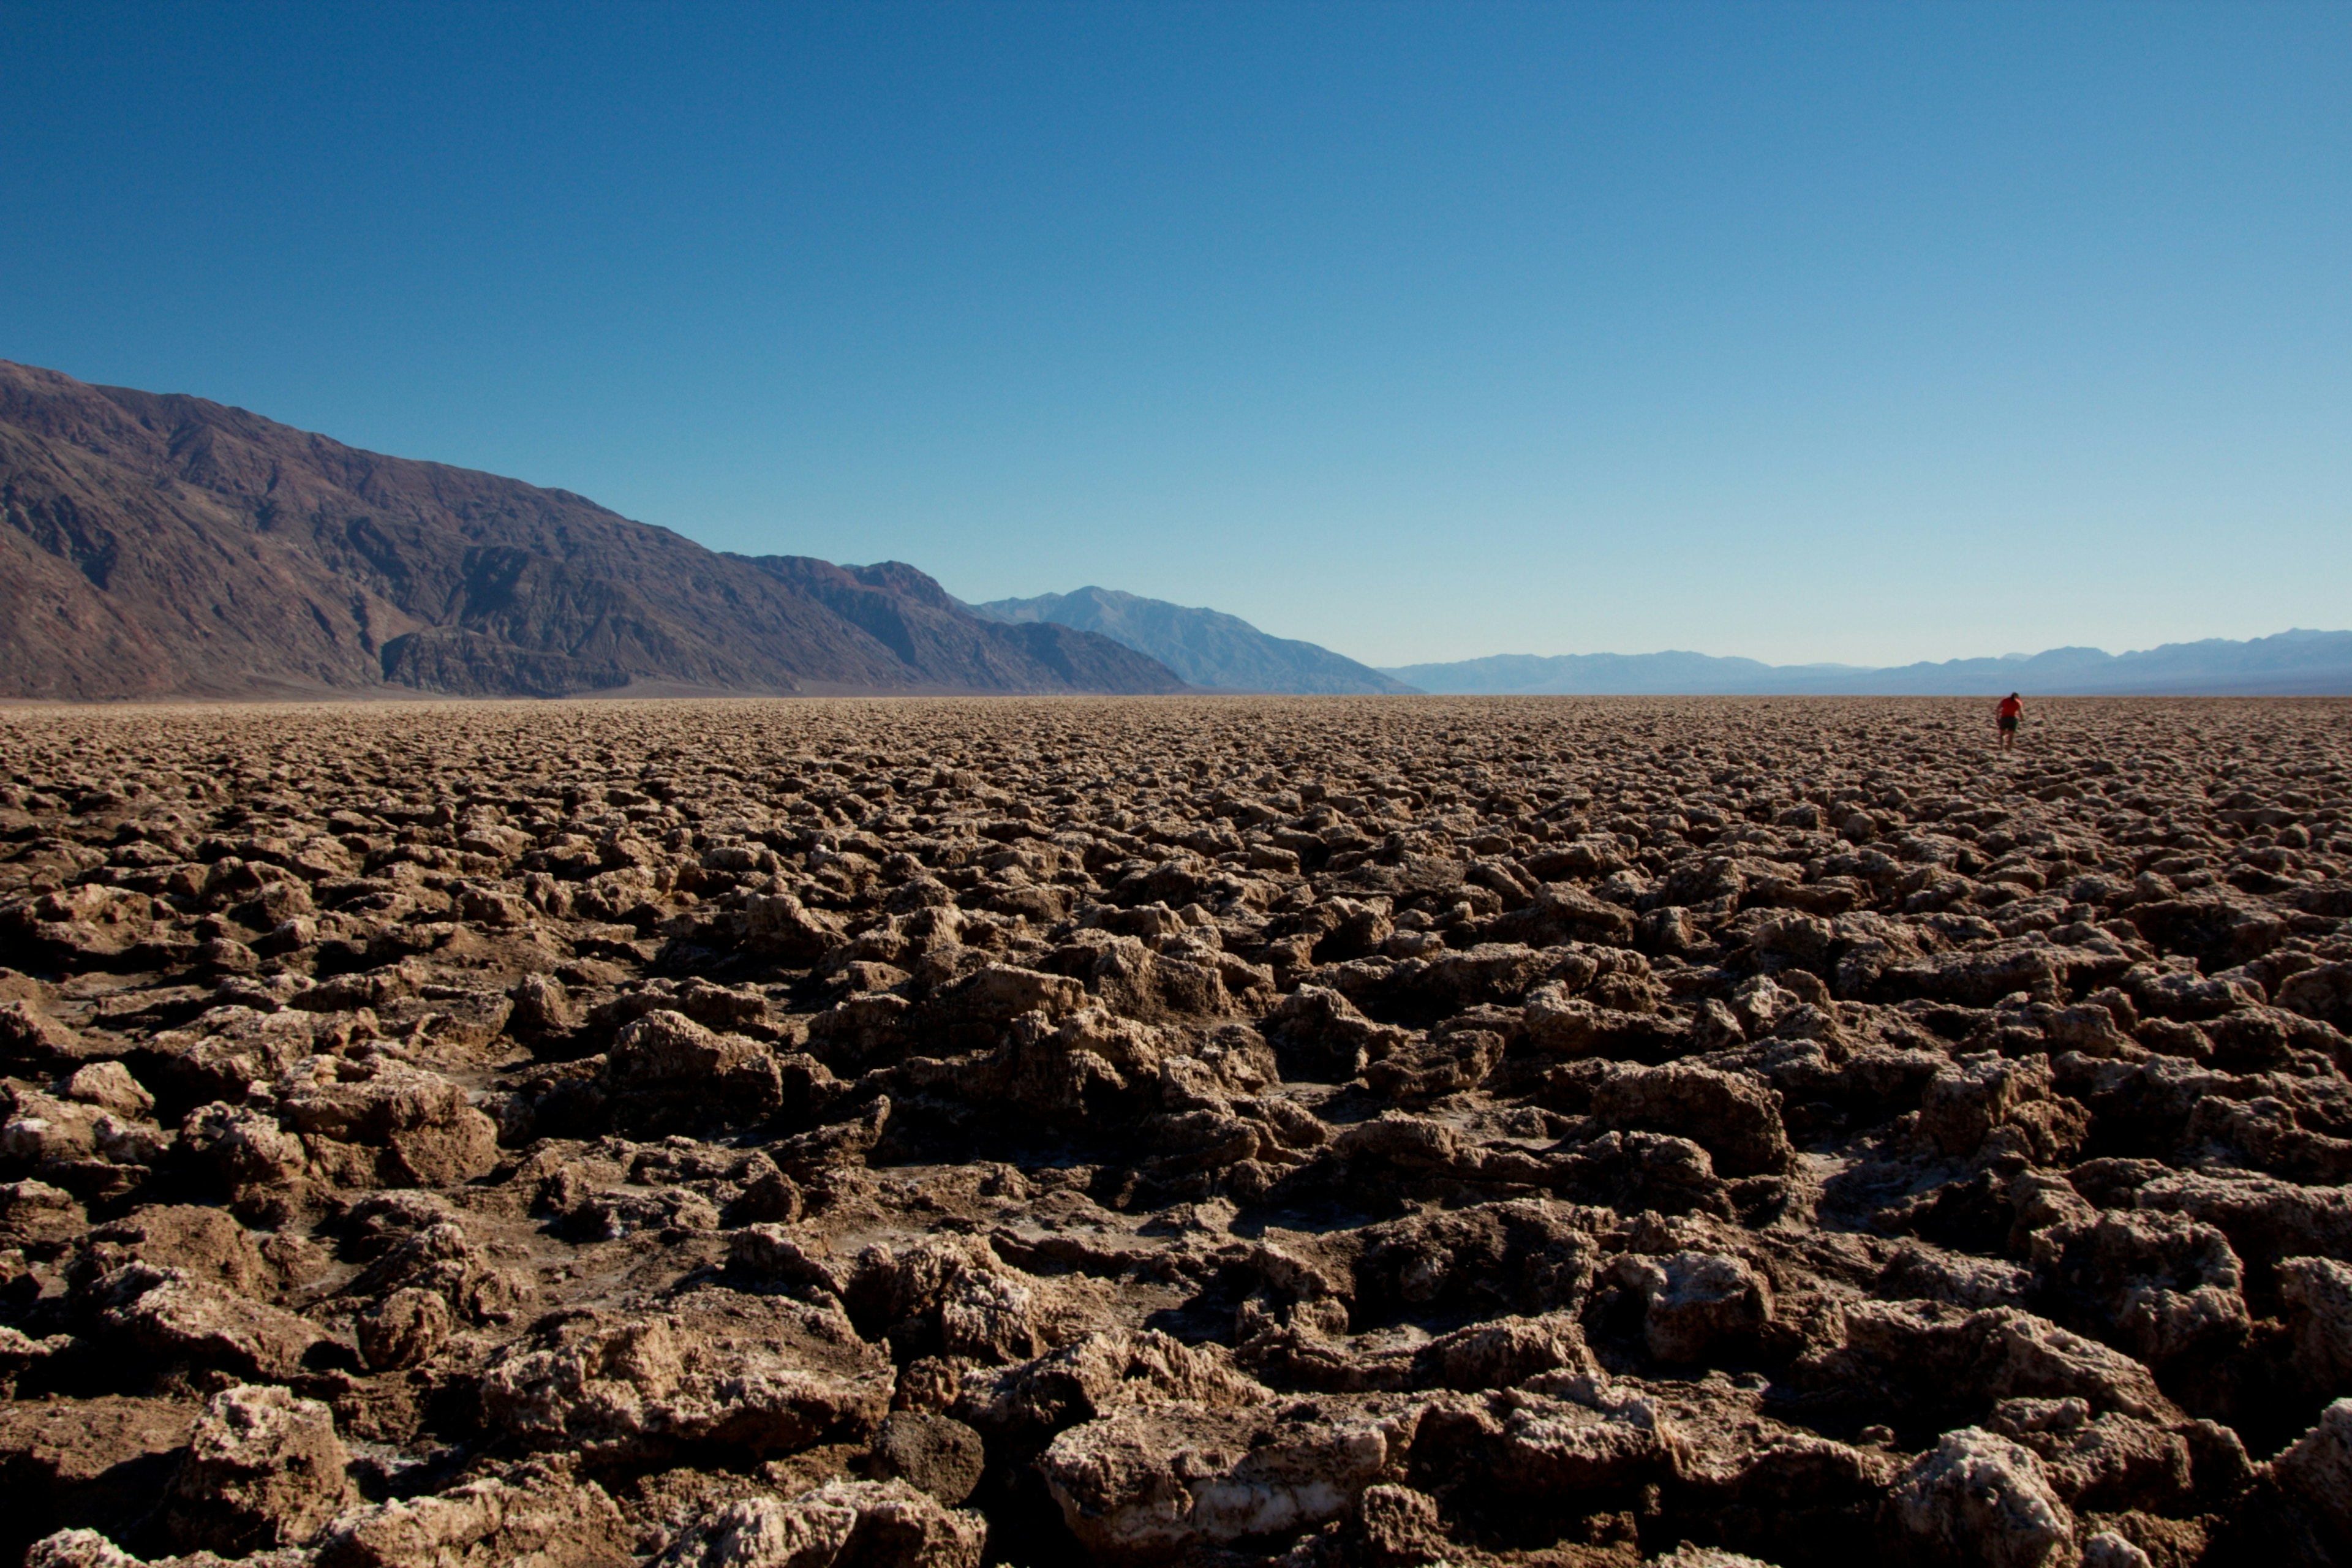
left=1997, top=697, right=2022, bottom=718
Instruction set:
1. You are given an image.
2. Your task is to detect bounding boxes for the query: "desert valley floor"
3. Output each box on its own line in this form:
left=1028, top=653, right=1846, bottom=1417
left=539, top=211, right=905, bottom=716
left=4, top=696, right=2352, bottom=1568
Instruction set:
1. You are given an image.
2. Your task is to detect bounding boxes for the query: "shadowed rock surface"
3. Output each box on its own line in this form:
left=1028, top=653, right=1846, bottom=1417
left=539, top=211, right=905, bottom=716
left=2, top=694, right=2350, bottom=1567
left=0, top=361, right=1183, bottom=701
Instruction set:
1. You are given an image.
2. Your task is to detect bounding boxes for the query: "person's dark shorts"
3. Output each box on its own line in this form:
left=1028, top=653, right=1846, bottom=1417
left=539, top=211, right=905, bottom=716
left=1999, top=715, right=2018, bottom=732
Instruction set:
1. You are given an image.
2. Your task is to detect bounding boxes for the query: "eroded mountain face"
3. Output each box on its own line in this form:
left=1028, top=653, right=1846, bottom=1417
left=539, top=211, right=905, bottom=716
left=0, top=360, right=1185, bottom=701
left=2, top=696, right=2350, bottom=1568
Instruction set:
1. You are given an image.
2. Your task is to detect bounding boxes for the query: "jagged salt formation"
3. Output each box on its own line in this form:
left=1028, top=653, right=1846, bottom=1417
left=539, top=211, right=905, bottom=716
left=2, top=695, right=2350, bottom=1568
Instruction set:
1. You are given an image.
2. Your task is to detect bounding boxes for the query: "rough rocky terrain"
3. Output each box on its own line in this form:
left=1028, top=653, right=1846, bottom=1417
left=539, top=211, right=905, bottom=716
left=3, top=694, right=2351, bottom=1568
left=0, top=361, right=1183, bottom=701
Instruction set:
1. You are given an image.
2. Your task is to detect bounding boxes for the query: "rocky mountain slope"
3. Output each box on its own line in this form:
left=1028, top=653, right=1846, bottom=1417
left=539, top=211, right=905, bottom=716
left=0, top=361, right=1183, bottom=701
left=976, top=586, right=1417, bottom=695
left=1387, top=631, right=2352, bottom=696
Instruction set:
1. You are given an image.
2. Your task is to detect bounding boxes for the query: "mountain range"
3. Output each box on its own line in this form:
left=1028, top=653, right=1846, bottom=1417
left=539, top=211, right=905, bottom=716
left=0, top=361, right=1182, bottom=700
left=1382, top=632, right=2352, bottom=696
left=972, top=586, right=1415, bottom=694
left=7, top=359, right=2344, bottom=704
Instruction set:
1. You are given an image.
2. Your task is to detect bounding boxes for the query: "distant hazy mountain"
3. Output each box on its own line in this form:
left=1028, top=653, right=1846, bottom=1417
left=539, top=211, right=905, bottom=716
left=1384, top=631, right=2352, bottom=696
left=1379, top=650, right=1846, bottom=696
left=974, top=586, right=1419, bottom=695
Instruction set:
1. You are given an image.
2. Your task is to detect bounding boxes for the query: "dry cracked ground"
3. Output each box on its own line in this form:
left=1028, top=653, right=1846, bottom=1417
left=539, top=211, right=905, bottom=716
left=4, top=697, right=2352, bottom=1568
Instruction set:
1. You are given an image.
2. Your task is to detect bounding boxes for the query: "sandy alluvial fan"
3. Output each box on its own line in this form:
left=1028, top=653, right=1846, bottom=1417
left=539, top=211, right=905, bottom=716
left=4, top=697, right=2352, bottom=1568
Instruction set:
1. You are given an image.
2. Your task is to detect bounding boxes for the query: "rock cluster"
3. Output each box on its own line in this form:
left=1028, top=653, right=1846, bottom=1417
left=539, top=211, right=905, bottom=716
left=2, top=694, right=2351, bottom=1567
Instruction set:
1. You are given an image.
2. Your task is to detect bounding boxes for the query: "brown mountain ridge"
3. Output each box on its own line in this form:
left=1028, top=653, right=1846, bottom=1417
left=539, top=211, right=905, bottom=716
left=0, top=360, right=1186, bottom=700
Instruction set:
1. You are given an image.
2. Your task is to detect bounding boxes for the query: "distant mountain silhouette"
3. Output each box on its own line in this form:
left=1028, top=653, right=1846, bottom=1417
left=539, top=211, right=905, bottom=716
left=974, top=586, right=1417, bottom=695
left=0, top=361, right=1183, bottom=699
left=1384, top=631, right=2352, bottom=695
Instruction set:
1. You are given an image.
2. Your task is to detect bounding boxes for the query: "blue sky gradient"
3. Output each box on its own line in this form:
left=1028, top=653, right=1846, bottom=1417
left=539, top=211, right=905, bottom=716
left=2, top=2, right=2345, bottom=666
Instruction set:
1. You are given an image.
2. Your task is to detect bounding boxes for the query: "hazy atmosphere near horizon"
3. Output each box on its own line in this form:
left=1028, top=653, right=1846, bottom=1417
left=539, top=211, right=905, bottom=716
left=3, top=1, right=2345, bottom=671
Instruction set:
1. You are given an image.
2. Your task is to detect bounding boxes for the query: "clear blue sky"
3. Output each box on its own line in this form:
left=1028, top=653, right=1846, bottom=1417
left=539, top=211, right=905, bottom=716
left=2, top=2, right=2345, bottom=668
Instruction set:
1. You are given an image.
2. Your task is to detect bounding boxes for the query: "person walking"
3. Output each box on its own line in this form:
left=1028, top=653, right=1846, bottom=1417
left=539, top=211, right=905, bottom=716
left=1997, top=692, right=2023, bottom=751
